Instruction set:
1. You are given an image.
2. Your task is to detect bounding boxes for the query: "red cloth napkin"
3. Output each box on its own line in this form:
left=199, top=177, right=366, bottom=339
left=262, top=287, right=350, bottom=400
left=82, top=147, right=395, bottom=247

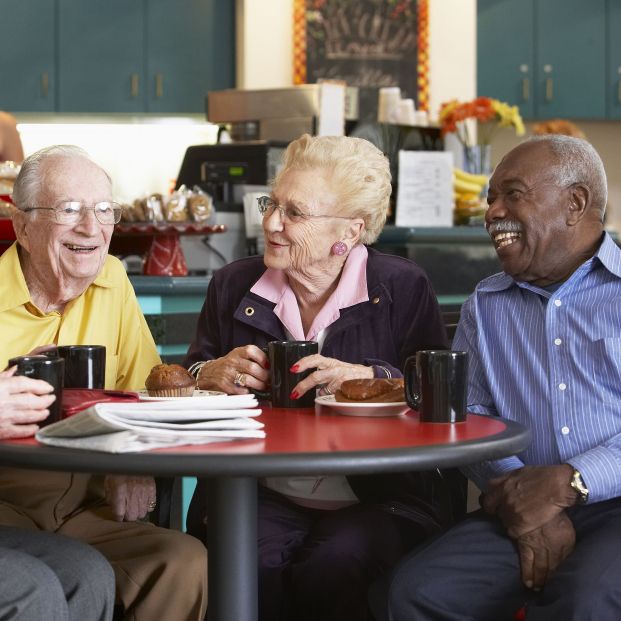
left=62, top=388, right=140, bottom=418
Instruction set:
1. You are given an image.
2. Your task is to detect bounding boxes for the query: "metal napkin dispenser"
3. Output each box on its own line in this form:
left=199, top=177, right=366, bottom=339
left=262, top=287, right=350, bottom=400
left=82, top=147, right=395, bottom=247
left=175, top=142, right=286, bottom=205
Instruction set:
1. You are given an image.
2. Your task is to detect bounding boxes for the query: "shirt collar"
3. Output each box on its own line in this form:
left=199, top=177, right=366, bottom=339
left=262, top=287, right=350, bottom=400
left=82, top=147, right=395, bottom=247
left=250, top=244, right=369, bottom=341
left=0, top=242, right=115, bottom=313
left=478, top=232, right=621, bottom=295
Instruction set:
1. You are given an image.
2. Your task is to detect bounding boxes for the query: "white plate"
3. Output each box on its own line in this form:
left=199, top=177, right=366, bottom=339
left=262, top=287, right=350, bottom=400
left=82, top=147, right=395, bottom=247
left=315, top=394, right=410, bottom=417
left=138, top=389, right=226, bottom=401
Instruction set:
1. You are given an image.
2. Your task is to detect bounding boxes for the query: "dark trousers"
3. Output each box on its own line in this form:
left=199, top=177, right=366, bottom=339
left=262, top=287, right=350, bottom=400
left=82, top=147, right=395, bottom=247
left=379, top=498, right=621, bottom=621
left=257, top=485, right=428, bottom=621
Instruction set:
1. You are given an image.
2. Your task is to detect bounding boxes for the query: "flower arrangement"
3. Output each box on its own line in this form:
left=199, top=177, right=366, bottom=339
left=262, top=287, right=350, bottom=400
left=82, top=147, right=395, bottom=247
left=439, top=96, right=525, bottom=147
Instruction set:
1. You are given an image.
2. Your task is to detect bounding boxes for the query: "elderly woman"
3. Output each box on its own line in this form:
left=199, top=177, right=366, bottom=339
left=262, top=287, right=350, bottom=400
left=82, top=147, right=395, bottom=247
left=185, top=134, right=453, bottom=620
left=1, top=145, right=207, bottom=621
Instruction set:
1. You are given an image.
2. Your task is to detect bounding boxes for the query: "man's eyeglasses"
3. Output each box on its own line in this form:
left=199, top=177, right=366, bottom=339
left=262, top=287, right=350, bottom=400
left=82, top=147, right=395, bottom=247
left=256, top=196, right=353, bottom=224
left=24, top=201, right=123, bottom=225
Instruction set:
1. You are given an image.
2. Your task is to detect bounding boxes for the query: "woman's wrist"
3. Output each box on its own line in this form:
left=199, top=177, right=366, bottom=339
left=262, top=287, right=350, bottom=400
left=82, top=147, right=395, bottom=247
left=188, top=359, right=215, bottom=379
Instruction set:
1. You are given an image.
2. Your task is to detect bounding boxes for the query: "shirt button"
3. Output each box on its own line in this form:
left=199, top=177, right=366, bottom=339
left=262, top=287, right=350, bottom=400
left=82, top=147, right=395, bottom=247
left=559, top=383, right=567, bottom=391
left=554, top=299, right=562, bottom=307
left=554, top=338, right=562, bottom=346
left=371, top=297, right=380, bottom=304
left=561, top=426, right=570, bottom=435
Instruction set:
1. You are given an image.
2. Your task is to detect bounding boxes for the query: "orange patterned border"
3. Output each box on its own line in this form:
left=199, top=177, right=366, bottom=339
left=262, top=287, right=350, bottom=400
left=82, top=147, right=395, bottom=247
left=417, top=0, right=429, bottom=111
left=293, top=0, right=430, bottom=109
left=293, top=0, right=307, bottom=85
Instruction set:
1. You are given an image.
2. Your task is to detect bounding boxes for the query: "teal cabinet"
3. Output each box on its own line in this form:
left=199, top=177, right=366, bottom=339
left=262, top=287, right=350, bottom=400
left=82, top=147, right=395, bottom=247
left=0, top=0, right=56, bottom=112
left=536, top=0, right=606, bottom=119
left=478, top=0, right=607, bottom=119
left=58, top=0, right=145, bottom=113
left=477, top=0, right=534, bottom=118
left=146, top=0, right=235, bottom=113
left=608, top=0, right=621, bottom=119
left=1, top=0, right=234, bottom=114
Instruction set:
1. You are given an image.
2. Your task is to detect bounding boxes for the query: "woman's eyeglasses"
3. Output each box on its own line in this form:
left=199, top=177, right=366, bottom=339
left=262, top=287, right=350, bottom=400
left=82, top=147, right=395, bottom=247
left=24, top=201, right=123, bottom=225
left=257, top=196, right=353, bottom=224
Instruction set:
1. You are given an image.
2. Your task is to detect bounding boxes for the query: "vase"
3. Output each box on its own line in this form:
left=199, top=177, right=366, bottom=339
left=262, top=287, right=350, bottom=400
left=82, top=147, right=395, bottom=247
left=462, top=144, right=492, bottom=176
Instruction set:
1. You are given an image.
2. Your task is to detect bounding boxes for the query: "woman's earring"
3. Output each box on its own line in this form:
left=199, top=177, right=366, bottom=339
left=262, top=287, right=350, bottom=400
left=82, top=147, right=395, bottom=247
left=331, top=241, right=348, bottom=256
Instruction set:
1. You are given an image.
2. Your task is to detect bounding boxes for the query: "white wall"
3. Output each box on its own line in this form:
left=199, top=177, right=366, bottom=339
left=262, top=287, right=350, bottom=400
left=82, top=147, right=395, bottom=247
left=15, top=116, right=218, bottom=201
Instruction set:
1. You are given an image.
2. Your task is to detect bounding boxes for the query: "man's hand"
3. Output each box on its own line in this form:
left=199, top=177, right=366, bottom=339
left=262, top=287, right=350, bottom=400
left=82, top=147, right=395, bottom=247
left=0, top=367, right=55, bottom=439
left=481, top=465, right=577, bottom=538
left=517, top=512, right=576, bottom=591
left=104, top=475, right=156, bottom=522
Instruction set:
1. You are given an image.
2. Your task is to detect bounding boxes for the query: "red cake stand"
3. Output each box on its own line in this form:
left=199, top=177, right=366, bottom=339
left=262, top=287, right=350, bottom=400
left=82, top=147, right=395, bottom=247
left=113, top=222, right=227, bottom=276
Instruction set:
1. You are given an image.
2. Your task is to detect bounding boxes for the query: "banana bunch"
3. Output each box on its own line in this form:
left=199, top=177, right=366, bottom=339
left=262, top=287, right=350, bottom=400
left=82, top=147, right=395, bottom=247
left=453, top=168, right=488, bottom=200
left=453, top=168, right=488, bottom=225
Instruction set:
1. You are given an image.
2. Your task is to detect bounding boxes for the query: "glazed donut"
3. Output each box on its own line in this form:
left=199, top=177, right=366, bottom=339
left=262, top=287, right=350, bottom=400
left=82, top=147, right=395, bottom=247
left=335, top=378, right=405, bottom=403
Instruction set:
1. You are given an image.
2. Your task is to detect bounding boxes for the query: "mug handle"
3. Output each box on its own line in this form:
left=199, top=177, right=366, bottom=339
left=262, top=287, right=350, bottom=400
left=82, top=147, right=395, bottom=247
left=404, top=357, right=421, bottom=410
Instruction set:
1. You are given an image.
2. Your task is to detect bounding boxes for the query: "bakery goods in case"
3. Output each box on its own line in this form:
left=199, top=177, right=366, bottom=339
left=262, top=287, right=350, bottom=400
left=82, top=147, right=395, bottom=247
left=335, top=378, right=405, bottom=403
left=145, top=363, right=196, bottom=397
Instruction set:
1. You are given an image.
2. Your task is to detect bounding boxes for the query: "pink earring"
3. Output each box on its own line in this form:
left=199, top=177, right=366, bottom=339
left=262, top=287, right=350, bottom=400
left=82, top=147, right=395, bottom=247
left=331, top=241, right=348, bottom=256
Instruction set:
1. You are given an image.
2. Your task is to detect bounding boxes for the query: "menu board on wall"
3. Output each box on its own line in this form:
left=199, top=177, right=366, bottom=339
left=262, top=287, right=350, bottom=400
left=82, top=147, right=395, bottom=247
left=303, top=0, right=420, bottom=118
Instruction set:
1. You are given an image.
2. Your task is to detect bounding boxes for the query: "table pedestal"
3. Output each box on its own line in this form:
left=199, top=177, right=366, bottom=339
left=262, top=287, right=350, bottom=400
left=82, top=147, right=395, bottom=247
left=208, top=476, right=258, bottom=621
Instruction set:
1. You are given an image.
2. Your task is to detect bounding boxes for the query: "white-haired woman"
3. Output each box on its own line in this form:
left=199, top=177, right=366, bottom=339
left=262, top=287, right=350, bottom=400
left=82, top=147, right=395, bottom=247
left=185, top=134, right=452, bottom=621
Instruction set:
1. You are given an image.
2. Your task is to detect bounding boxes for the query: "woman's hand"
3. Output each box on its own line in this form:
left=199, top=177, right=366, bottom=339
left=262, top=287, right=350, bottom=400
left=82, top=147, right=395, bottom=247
left=104, top=475, right=156, bottom=522
left=196, top=345, right=269, bottom=395
left=0, top=367, right=55, bottom=439
left=289, top=354, right=374, bottom=399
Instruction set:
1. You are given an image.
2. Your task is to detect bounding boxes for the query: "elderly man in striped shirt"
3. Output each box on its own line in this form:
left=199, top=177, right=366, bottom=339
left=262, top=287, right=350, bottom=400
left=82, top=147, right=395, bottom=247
left=385, top=135, right=621, bottom=620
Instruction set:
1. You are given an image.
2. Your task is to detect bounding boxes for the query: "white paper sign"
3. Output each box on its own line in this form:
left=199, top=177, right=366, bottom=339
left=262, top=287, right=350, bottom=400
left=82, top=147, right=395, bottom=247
left=395, top=151, right=454, bottom=227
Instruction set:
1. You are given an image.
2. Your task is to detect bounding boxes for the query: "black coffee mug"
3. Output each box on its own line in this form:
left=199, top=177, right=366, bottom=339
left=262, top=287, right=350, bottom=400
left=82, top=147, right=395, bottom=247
left=268, top=341, right=318, bottom=408
left=56, top=345, right=106, bottom=389
left=404, top=350, right=468, bottom=423
left=8, top=355, right=65, bottom=426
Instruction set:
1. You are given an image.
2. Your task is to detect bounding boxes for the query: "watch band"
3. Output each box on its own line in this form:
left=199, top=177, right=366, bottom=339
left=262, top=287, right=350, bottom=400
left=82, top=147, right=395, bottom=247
left=570, top=468, right=589, bottom=504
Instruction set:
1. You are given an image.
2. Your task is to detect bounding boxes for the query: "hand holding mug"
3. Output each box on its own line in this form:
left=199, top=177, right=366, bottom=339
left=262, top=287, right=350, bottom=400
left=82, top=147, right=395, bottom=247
left=290, top=354, right=374, bottom=400
left=0, top=366, right=56, bottom=438
left=196, top=345, right=269, bottom=395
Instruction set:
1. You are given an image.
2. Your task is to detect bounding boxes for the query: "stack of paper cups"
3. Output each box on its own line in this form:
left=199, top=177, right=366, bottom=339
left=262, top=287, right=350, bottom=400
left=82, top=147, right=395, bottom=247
left=378, top=87, right=401, bottom=123
left=396, top=99, right=417, bottom=125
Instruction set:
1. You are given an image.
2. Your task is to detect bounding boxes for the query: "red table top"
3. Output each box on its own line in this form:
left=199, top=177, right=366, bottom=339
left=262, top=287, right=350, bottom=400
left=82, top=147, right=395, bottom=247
left=0, top=406, right=529, bottom=478
left=152, top=406, right=508, bottom=455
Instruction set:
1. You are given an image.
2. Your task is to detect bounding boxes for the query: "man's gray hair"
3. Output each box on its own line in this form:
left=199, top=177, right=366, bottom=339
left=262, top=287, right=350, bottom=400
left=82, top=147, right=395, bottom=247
left=527, top=134, right=608, bottom=220
left=12, top=145, right=111, bottom=210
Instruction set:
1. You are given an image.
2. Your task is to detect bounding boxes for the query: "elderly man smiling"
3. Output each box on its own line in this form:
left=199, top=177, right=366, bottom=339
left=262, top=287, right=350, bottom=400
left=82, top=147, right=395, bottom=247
left=0, top=145, right=207, bottom=621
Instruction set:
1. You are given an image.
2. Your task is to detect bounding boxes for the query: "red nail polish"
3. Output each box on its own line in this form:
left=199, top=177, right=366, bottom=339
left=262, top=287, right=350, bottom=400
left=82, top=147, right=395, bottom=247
left=290, top=391, right=299, bottom=400
left=264, top=360, right=270, bottom=369
left=290, top=364, right=299, bottom=372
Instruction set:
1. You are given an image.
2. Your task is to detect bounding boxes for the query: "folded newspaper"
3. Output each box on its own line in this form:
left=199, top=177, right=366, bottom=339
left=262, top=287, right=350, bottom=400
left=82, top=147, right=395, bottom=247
left=36, top=394, right=264, bottom=453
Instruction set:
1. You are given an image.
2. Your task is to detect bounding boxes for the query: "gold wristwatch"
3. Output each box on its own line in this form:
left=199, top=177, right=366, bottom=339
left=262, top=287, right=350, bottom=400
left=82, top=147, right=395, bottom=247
left=570, top=468, right=589, bottom=504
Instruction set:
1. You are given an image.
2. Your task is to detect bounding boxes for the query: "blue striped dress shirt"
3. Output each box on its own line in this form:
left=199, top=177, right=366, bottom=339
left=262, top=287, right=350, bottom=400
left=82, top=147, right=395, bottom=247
left=455, top=233, right=621, bottom=503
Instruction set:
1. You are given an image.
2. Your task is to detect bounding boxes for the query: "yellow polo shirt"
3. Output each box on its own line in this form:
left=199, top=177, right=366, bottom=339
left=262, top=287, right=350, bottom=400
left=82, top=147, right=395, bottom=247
left=0, top=242, right=160, bottom=390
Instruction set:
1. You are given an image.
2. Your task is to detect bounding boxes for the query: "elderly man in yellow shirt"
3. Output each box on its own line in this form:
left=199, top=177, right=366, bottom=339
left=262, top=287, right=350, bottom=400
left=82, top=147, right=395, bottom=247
left=0, top=145, right=207, bottom=621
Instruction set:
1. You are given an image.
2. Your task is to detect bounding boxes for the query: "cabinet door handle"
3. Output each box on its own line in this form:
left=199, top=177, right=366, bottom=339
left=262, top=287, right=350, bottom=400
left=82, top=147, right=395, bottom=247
left=41, top=73, right=49, bottom=98
left=521, top=78, right=529, bottom=102
left=131, top=74, right=139, bottom=98
left=155, top=74, right=164, bottom=99
left=545, top=78, right=553, bottom=102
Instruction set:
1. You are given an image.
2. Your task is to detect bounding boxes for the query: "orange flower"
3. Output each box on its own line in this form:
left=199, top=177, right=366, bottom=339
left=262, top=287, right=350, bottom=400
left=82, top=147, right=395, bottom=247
left=439, top=97, right=524, bottom=147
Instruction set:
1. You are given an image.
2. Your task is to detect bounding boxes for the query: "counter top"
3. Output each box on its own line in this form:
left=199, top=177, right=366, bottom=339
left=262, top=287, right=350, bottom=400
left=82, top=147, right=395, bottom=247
left=129, top=275, right=211, bottom=295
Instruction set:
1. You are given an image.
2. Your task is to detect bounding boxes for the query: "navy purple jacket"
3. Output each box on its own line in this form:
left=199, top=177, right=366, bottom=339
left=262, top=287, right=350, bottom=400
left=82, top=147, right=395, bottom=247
left=184, top=247, right=461, bottom=532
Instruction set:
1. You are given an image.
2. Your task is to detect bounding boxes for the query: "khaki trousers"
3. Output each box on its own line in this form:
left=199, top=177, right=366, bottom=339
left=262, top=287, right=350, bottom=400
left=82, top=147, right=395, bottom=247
left=0, top=469, right=208, bottom=621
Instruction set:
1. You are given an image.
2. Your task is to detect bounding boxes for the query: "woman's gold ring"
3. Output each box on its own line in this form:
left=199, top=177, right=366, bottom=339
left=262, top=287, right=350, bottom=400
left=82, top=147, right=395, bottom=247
left=233, top=372, right=247, bottom=387
left=147, top=500, right=157, bottom=512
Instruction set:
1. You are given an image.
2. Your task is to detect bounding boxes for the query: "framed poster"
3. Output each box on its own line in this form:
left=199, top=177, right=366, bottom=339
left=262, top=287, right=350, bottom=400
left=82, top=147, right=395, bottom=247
left=293, top=0, right=429, bottom=118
